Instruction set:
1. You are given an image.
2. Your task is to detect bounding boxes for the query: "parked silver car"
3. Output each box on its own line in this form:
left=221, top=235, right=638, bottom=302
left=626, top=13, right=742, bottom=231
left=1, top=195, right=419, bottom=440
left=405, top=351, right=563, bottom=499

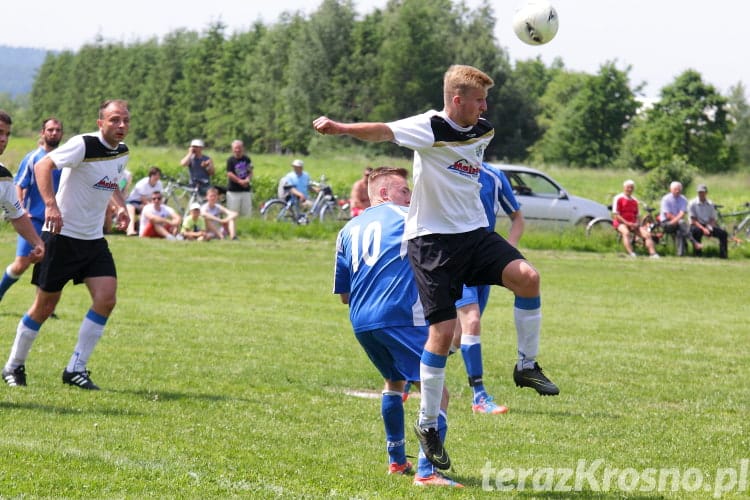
left=490, top=164, right=610, bottom=226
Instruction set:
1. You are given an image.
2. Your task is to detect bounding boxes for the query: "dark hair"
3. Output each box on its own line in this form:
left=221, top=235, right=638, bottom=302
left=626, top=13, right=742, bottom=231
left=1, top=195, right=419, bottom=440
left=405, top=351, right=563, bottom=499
left=0, top=110, right=12, bottom=126
left=42, top=117, right=63, bottom=130
left=148, top=166, right=162, bottom=177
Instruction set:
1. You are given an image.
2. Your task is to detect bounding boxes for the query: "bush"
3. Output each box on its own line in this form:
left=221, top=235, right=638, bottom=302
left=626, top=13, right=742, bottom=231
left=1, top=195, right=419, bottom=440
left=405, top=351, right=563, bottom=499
left=641, top=156, right=699, bottom=205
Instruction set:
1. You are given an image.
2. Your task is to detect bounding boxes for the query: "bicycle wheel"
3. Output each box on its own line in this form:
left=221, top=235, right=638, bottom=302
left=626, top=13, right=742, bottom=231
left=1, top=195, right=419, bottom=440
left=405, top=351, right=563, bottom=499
left=585, top=217, right=613, bottom=237
left=319, top=203, right=338, bottom=223
left=261, top=200, right=293, bottom=223
left=167, top=186, right=190, bottom=216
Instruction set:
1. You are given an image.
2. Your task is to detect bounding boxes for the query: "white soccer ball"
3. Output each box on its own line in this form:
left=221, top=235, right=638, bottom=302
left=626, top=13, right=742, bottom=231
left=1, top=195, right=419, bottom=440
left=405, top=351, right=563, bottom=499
left=512, top=1, right=559, bottom=46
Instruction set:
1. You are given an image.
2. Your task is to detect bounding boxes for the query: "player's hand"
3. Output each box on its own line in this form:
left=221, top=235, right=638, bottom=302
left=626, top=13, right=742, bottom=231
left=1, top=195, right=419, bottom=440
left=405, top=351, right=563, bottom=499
left=45, top=205, right=63, bottom=234
left=115, top=209, right=131, bottom=231
left=312, top=116, right=338, bottom=135
left=28, top=244, right=45, bottom=263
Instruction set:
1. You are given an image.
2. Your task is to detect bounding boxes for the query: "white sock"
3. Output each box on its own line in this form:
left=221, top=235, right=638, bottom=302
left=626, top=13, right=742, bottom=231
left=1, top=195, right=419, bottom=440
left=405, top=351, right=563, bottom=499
left=5, top=315, right=41, bottom=371
left=66, top=311, right=107, bottom=373
left=5, top=265, right=22, bottom=280
left=419, top=363, right=445, bottom=428
left=514, top=304, right=541, bottom=370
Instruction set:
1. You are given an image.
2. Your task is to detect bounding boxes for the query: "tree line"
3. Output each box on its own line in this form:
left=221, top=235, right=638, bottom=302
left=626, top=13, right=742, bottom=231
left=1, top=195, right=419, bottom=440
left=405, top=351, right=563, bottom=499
left=22, top=0, right=750, bottom=173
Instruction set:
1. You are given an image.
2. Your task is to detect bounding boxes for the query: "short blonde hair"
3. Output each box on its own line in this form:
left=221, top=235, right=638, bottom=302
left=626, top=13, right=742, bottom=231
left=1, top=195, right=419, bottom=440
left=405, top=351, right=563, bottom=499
left=443, top=65, right=494, bottom=101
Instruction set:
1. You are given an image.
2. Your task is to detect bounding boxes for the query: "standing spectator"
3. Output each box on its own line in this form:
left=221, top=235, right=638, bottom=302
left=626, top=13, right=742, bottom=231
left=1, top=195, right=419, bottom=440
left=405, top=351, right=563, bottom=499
left=314, top=65, right=558, bottom=472
left=278, top=159, right=313, bottom=210
left=612, top=179, right=659, bottom=258
left=1, top=100, right=131, bottom=390
left=139, top=192, right=181, bottom=240
left=124, top=166, right=163, bottom=236
left=180, top=202, right=210, bottom=241
left=689, top=184, right=728, bottom=259
left=660, top=181, right=701, bottom=256
left=349, top=166, right=372, bottom=217
left=334, top=167, right=461, bottom=487
left=226, top=139, right=253, bottom=216
left=180, top=139, right=214, bottom=196
left=202, top=186, right=238, bottom=240
left=0, top=117, right=62, bottom=303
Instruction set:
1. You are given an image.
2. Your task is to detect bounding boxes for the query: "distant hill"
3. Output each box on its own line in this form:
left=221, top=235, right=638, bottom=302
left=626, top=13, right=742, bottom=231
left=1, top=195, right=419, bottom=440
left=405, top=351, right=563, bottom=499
left=0, top=45, right=54, bottom=97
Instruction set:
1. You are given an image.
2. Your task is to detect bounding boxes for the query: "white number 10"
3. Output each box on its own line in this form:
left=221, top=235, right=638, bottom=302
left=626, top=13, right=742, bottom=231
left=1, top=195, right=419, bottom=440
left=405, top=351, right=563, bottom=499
left=350, top=221, right=382, bottom=273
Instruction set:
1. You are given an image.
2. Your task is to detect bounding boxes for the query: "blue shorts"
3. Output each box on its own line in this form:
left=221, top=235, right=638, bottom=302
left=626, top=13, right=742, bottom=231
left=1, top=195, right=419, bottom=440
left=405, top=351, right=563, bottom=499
left=15, top=218, right=44, bottom=257
left=354, top=326, right=428, bottom=382
left=455, top=284, right=491, bottom=313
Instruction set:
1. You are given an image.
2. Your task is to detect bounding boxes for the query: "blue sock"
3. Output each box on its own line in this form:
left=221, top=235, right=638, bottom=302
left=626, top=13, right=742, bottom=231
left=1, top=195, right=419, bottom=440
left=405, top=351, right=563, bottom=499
left=0, top=269, right=20, bottom=301
left=460, top=335, right=486, bottom=402
left=381, top=391, right=405, bottom=465
left=417, top=411, right=448, bottom=477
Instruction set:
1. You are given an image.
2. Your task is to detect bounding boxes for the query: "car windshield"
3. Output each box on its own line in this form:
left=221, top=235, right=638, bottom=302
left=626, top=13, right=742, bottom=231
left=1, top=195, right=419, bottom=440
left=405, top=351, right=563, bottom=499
left=507, top=171, right=560, bottom=198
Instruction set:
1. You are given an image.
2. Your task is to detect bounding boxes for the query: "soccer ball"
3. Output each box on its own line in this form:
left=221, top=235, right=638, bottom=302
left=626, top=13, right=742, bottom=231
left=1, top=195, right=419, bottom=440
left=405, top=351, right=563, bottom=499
left=512, top=1, right=559, bottom=45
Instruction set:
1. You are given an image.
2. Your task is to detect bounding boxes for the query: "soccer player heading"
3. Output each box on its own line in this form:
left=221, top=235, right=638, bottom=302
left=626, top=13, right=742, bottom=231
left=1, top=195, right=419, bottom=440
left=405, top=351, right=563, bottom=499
left=314, top=64, right=558, bottom=482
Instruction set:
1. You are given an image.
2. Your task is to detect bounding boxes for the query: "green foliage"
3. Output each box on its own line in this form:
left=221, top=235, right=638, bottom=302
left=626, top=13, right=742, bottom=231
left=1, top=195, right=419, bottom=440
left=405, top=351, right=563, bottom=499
left=640, top=156, right=699, bottom=205
left=532, top=62, right=638, bottom=168
left=617, top=70, right=738, bottom=173
left=727, top=82, right=750, bottom=170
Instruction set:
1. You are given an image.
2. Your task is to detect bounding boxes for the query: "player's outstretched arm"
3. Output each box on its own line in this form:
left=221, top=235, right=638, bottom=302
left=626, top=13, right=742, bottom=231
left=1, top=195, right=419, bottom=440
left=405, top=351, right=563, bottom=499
left=313, top=116, right=394, bottom=143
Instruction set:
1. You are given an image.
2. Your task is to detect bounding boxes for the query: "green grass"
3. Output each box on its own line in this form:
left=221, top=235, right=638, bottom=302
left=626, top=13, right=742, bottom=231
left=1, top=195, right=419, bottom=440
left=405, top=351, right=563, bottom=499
left=0, top=231, right=747, bottom=498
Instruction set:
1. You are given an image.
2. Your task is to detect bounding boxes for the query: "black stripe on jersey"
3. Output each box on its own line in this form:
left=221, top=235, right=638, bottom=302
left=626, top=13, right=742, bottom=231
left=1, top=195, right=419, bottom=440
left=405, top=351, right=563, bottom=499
left=430, top=115, right=494, bottom=146
left=0, top=164, right=12, bottom=179
left=82, top=135, right=129, bottom=162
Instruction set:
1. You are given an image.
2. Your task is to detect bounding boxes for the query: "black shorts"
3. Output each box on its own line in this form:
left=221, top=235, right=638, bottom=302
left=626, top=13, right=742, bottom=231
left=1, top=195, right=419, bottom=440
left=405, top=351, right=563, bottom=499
left=32, top=233, right=117, bottom=292
left=407, top=228, right=525, bottom=324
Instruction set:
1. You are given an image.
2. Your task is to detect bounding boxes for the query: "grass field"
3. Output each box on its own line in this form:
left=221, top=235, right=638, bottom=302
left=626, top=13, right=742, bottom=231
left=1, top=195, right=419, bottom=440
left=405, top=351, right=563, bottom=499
left=0, top=229, right=747, bottom=498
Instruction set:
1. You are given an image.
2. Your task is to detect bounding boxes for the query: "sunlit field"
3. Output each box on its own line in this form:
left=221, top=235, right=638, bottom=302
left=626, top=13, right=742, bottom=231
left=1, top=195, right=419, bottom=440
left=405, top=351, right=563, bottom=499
left=0, top=231, right=747, bottom=497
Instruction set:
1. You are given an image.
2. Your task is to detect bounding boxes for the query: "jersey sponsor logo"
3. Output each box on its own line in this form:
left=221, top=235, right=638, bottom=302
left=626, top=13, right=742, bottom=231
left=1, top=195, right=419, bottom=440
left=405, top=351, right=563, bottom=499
left=93, top=176, right=119, bottom=192
left=447, top=159, right=480, bottom=178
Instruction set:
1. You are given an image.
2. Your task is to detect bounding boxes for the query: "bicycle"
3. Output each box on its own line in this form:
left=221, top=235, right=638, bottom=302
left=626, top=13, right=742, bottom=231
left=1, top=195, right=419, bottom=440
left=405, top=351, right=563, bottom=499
left=586, top=205, right=665, bottom=249
left=715, top=202, right=750, bottom=244
left=161, top=174, right=204, bottom=217
left=260, top=175, right=349, bottom=224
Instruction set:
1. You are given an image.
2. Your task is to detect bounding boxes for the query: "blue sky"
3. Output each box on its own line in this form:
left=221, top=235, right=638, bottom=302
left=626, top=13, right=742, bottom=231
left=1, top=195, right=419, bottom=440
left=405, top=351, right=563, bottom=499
left=3, top=0, right=747, bottom=99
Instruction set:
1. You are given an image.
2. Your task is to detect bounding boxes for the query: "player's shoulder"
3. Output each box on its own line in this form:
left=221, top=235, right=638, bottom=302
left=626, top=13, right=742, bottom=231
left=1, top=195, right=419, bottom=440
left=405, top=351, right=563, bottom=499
left=0, top=163, right=11, bottom=179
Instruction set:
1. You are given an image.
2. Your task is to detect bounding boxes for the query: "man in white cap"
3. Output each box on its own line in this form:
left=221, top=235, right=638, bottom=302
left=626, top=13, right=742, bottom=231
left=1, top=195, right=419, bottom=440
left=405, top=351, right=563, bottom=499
left=180, top=139, right=215, bottom=196
left=279, top=159, right=313, bottom=209
left=688, top=184, right=728, bottom=259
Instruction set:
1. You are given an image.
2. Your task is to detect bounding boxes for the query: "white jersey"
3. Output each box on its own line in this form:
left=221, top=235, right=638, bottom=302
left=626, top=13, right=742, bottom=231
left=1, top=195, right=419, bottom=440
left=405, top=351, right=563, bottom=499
left=127, top=176, right=163, bottom=203
left=46, top=131, right=129, bottom=239
left=0, top=164, right=24, bottom=220
left=387, top=110, right=493, bottom=239
left=139, top=203, right=178, bottom=236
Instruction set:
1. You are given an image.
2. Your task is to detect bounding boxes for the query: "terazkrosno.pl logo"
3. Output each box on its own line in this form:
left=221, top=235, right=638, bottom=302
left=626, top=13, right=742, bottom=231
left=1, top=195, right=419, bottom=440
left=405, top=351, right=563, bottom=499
left=481, top=459, right=748, bottom=498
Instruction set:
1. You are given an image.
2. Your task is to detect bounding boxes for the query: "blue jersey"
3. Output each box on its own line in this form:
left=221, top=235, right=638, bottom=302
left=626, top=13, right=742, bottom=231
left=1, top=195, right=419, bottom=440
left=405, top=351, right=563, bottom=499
left=334, top=203, right=426, bottom=333
left=478, top=163, right=520, bottom=231
left=14, top=146, right=62, bottom=221
left=456, top=164, right=521, bottom=311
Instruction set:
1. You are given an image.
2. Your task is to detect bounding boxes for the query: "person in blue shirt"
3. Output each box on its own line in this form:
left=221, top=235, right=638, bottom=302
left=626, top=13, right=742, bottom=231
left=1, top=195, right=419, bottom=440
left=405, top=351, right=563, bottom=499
left=454, top=164, right=530, bottom=414
left=279, top=159, right=313, bottom=210
left=333, top=166, right=461, bottom=488
left=0, top=117, right=63, bottom=303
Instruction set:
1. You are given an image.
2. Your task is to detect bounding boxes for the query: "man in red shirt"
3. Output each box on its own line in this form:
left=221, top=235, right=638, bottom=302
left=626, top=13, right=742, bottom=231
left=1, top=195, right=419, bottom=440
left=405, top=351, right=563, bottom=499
left=612, top=179, right=659, bottom=258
